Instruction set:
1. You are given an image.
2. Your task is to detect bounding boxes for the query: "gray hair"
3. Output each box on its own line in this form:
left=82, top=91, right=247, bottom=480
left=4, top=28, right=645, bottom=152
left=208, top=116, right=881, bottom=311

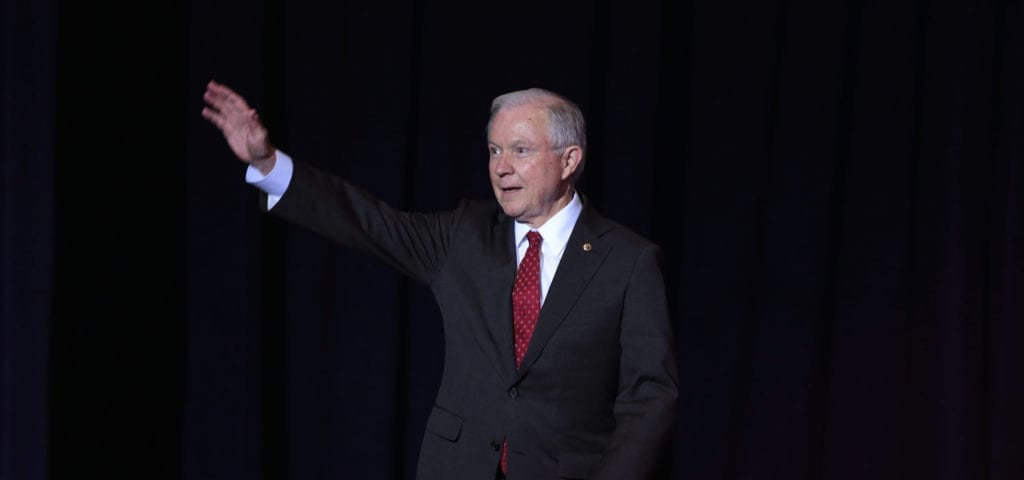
left=488, top=88, right=587, bottom=151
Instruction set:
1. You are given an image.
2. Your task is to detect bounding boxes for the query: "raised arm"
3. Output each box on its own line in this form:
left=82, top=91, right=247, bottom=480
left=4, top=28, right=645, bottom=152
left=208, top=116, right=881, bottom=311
left=201, top=80, right=277, bottom=175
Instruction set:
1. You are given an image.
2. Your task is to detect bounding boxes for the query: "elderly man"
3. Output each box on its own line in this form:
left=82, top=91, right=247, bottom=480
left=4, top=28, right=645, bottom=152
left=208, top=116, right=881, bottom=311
left=202, top=80, right=678, bottom=479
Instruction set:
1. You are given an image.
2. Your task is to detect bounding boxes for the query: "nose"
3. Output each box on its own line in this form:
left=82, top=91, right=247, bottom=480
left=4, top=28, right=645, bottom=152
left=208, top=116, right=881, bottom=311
left=491, top=152, right=514, bottom=176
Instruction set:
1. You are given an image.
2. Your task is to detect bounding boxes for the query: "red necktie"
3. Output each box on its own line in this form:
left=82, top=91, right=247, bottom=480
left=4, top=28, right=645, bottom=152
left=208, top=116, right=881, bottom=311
left=502, top=230, right=543, bottom=474
left=513, top=231, right=543, bottom=367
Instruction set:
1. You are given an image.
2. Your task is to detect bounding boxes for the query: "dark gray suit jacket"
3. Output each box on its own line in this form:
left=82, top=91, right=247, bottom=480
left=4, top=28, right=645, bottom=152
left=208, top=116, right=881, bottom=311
left=267, top=162, right=678, bottom=479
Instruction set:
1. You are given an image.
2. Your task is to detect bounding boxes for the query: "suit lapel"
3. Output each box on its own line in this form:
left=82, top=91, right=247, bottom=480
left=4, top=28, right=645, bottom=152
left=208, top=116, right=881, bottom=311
left=514, top=204, right=614, bottom=382
left=481, top=212, right=518, bottom=380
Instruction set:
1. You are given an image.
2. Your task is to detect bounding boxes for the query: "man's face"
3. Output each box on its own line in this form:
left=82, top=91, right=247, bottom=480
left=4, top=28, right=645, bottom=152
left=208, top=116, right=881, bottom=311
left=488, top=104, right=573, bottom=228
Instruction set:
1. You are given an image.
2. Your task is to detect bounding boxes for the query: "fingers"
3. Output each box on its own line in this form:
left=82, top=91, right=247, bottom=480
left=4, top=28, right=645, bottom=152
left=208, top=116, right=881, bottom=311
left=201, top=80, right=265, bottom=135
left=203, top=79, right=249, bottom=115
left=207, top=79, right=241, bottom=98
left=201, top=106, right=227, bottom=130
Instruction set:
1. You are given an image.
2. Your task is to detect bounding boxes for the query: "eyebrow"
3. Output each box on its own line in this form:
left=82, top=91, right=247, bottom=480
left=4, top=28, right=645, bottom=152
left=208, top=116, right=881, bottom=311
left=488, top=138, right=534, bottom=147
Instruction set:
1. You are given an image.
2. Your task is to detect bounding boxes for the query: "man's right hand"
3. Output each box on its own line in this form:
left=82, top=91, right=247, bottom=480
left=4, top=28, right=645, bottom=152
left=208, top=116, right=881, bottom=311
left=202, top=80, right=276, bottom=175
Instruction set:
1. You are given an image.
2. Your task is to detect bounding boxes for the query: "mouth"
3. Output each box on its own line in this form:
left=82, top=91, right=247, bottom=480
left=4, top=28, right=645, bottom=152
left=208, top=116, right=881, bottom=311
left=501, top=186, right=523, bottom=193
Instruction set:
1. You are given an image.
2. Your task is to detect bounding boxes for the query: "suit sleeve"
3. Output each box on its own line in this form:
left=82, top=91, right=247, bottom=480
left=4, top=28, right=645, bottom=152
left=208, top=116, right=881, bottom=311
left=263, top=161, right=463, bottom=285
left=594, top=244, right=679, bottom=480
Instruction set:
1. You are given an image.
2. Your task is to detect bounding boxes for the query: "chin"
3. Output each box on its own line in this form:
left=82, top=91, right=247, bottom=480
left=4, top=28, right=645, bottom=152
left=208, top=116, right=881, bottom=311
left=498, top=202, right=525, bottom=219
left=501, top=207, right=522, bottom=219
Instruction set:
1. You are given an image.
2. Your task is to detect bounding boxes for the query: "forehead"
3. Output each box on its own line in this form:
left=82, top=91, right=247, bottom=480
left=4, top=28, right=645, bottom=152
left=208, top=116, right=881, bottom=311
left=488, top=104, right=551, bottom=144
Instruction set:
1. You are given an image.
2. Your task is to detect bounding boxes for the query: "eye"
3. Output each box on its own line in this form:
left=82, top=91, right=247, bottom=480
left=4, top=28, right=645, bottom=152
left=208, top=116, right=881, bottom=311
left=514, top=146, right=530, bottom=156
left=489, top=146, right=501, bottom=157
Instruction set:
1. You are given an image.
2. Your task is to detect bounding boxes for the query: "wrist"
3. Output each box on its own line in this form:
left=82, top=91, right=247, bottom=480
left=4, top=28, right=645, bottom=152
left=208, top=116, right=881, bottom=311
left=251, top=149, right=277, bottom=176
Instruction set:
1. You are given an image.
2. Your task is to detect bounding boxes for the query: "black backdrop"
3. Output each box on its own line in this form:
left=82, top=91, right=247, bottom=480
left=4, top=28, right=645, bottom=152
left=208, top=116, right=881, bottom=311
left=2, top=0, right=1022, bottom=479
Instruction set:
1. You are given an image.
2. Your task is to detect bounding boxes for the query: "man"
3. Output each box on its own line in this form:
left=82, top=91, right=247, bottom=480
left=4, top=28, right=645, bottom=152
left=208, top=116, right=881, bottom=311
left=202, top=80, right=678, bottom=479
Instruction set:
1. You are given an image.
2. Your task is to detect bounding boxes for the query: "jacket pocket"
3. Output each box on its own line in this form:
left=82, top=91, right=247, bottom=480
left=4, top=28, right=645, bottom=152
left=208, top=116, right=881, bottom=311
left=424, top=405, right=463, bottom=442
left=557, top=451, right=603, bottom=479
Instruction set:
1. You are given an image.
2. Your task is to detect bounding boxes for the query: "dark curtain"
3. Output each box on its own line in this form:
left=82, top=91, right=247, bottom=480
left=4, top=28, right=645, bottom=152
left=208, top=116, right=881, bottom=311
left=2, top=0, right=1021, bottom=479
left=2, top=0, right=54, bottom=479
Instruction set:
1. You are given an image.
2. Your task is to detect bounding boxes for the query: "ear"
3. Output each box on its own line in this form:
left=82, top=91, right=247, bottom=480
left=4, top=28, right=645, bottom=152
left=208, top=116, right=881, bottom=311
left=560, top=146, right=583, bottom=181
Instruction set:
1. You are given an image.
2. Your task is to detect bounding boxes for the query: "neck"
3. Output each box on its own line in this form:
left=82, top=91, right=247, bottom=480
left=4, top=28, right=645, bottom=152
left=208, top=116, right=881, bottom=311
left=522, top=186, right=575, bottom=229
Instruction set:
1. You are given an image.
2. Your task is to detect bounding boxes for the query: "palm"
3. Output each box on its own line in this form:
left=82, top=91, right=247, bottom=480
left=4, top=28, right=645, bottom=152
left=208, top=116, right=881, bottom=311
left=223, top=109, right=270, bottom=162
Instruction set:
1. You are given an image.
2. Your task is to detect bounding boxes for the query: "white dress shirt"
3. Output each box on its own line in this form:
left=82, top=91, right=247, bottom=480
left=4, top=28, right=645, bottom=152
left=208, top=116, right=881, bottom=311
left=513, top=193, right=582, bottom=305
left=245, top=150, right=294, bottom=209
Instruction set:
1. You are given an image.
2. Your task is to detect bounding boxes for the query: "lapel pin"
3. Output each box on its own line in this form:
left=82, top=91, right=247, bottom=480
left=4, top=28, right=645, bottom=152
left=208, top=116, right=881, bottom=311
left=582, top=242, right=592, bottom=251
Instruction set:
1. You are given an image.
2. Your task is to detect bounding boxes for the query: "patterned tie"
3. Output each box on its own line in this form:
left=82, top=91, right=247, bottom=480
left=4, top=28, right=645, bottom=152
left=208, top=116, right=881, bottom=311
left=502, top=230, right=543, bottom=475
left=513, top=230, right=543, bottom=367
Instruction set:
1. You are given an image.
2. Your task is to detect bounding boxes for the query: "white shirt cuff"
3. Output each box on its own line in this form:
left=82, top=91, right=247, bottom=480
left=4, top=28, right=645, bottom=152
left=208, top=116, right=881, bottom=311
left=245, top=150, right=294, bottom=210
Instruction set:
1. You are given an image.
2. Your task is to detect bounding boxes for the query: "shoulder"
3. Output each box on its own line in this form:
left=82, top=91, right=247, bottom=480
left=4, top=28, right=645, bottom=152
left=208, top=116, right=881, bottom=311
left=459, top=197, right=501, bottom=216
left=452, top=197, right=507, bottom=227
left=437, top=198, right=512, bottom=248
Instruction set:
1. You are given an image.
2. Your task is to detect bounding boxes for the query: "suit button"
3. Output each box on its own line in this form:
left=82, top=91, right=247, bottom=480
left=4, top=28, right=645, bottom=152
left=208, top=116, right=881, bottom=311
left=491, top=441, right=501, bottom=451
left=508, top=386, right=519, bottom=399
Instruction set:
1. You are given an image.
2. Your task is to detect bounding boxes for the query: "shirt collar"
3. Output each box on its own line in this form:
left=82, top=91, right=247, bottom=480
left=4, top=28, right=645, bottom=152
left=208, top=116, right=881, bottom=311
left=514, top=191, right=583, bottom=255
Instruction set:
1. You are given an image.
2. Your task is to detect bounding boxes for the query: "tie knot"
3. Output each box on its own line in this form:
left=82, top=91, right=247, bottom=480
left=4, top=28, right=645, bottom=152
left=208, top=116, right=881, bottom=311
left=526, top=231, right=542, bottom=248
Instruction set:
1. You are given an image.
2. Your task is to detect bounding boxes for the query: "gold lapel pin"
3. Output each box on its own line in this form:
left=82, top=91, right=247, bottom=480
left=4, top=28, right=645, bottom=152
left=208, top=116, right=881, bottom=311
left=582, top=242, right=592, bottom=251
